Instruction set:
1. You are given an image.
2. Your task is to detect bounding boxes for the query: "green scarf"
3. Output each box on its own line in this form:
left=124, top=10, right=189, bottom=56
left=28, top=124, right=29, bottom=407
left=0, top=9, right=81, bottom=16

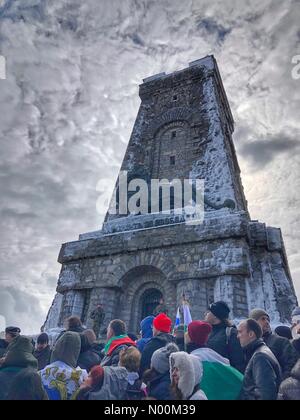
left=104, top=335, right=128, bottom=355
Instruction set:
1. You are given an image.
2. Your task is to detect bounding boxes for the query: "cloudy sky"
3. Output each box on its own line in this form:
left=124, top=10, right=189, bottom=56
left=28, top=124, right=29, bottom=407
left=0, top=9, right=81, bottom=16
left=0, top=0, right=299, bottom=334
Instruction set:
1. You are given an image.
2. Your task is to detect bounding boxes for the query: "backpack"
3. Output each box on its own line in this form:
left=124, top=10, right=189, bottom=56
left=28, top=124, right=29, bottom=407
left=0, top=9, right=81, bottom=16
left=225, top=327, right=234, bottom=349
left=126, top=379, right=146, bottom=400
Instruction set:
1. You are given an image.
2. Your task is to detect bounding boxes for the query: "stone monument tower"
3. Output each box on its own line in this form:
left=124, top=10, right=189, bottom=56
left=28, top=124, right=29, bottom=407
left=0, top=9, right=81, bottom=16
left=44, top=55, right=297, bottom=334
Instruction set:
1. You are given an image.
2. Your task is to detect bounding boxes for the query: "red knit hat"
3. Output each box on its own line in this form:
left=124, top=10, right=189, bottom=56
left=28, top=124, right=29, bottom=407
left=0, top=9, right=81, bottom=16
left=188, top=321, right=212, bottom=346
left=153, top=313, right=172, bottom=333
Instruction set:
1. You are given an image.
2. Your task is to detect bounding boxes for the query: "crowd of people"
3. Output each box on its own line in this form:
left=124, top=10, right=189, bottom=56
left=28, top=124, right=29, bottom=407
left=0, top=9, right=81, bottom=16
left=0, top=301, right=300, bottom=400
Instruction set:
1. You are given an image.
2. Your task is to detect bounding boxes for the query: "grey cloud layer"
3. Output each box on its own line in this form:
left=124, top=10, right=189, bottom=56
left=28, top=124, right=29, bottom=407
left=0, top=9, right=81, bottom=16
left=0, top=0, right=299, bottom=333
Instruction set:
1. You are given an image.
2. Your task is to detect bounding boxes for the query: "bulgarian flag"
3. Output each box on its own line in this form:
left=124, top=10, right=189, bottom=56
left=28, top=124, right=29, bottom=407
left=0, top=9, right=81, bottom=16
left=191, top=347, right=244, bottom=400
left=175, top=307, right=181, bottom=327
left=182, top=294, right=192, bottom=328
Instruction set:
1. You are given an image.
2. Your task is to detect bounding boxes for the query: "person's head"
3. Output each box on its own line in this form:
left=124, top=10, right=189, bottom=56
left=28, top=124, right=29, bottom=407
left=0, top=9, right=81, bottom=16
left=249, top=309, right=271, bottom=335
left=174, top=324, right=185, bottom=341
left=186, top=321, right=212, bottom=347
left=150, top=343, right=179, bottom=375
left=84, top=365, right=105, bottom=389
left=275, top=326, right=293, bottom=340
left=66, top=316, right=83, bottom=331
left=5, top=326, right=21, bottom=344
left=152, top=313, right=172, bottom=336
left=83, top=329, right=97, bottom=346
left=107, top=319, right=126, bottom=340
left=205, top=301, right=230, bottom=325
left=140, top=316, right=154, bottom=339
left=36, top=333, right=49, bottom=352
left=51, top=331, right=81, bottom=368
left=237, top=319, right=263, bottom=348
left=7, top=368, right=48, bottom=400
left=169, top=352, right=203, bottom=400
left=119, top=346, right=141, bottom=373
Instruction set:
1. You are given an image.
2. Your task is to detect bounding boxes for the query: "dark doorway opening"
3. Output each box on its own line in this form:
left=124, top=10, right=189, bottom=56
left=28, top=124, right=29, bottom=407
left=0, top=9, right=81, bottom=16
left=141, top=288, right=163, bottom=320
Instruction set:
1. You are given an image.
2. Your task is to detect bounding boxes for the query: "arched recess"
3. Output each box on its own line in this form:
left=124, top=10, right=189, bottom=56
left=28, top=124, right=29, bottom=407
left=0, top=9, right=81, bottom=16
left=151, top=120, right=191, bottom=181
left=117, top=265, right=176, bottom=332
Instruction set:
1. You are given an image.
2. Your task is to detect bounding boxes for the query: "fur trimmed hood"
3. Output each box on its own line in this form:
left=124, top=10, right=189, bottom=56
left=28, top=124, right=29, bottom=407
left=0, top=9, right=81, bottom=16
left=169, top=351, right=203, bottom=399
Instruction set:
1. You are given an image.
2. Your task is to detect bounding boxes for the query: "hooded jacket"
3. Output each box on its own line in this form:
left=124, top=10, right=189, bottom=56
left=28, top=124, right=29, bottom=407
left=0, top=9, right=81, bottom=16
left=88, top=366, right=128, bottom=400
left=0, top=336, right=38, bottom=400
left=136, top=316, right=154, bottom=353
left=39, top=332, right=88, bottom=400
left=169, top=352, right=207, bottom=400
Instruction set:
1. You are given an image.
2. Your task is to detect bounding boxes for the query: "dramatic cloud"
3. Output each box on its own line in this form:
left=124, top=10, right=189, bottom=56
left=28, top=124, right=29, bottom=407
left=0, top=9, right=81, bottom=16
left=239, top=133, right=300, bottom=168
left=0, top=0, right=299, bottom=333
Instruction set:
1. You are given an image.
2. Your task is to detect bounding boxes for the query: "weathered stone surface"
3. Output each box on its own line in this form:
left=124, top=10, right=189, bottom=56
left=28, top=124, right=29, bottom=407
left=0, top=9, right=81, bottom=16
left=45, top=56, right=298, bottom=333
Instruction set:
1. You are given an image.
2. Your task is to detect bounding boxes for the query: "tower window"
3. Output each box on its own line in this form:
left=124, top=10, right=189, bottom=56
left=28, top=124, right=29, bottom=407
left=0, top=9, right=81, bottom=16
left=171, top=131, right=177, bottom=138
left=170, top=156, right=176, bottom=165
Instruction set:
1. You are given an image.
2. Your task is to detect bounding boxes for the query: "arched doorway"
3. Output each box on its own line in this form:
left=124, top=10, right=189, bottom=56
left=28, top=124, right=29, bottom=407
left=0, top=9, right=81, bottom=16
left=140, top=288, right=163, bottom=320
left=118, top=265, right=177, bottom=332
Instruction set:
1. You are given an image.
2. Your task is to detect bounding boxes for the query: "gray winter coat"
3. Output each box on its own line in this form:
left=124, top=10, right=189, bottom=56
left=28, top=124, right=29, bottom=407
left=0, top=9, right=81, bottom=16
left=239, top=339, right=282, bottom=400
left=88, top=366, right=128, bottom=400
left=278, top=359, right=300, bottom=400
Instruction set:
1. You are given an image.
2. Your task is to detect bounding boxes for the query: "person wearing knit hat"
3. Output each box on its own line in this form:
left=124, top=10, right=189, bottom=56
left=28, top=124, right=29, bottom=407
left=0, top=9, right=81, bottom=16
left=187, top=321, right=212, bottom=350
left=207, top=302, right=230, bottom=322
left=185, top=321, right=243, bottom=400
left=33, top=333, right=51, bottom=371
left=249, top=308, right=270, bottom=323
left=143, top=343, right=178, bottom=400
left=151, top=343, right=179, bottom=374
left=275, top=326, right=293, bottom=341
left=249, top=308, right=298, bottom=380
left=153, top=313, right=172, bottom=334
left=205, top=302, right=245, bottom=374
left=139, top=313, right=176, bottom=377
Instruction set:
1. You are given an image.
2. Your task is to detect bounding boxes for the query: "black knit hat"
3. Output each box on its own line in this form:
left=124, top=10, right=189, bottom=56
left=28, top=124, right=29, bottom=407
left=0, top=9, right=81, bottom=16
left=275, top=326, right=293, bottom=340
left=208, top=301, right=230, bottom=321
left=37, top=333, right=49, bottom=344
